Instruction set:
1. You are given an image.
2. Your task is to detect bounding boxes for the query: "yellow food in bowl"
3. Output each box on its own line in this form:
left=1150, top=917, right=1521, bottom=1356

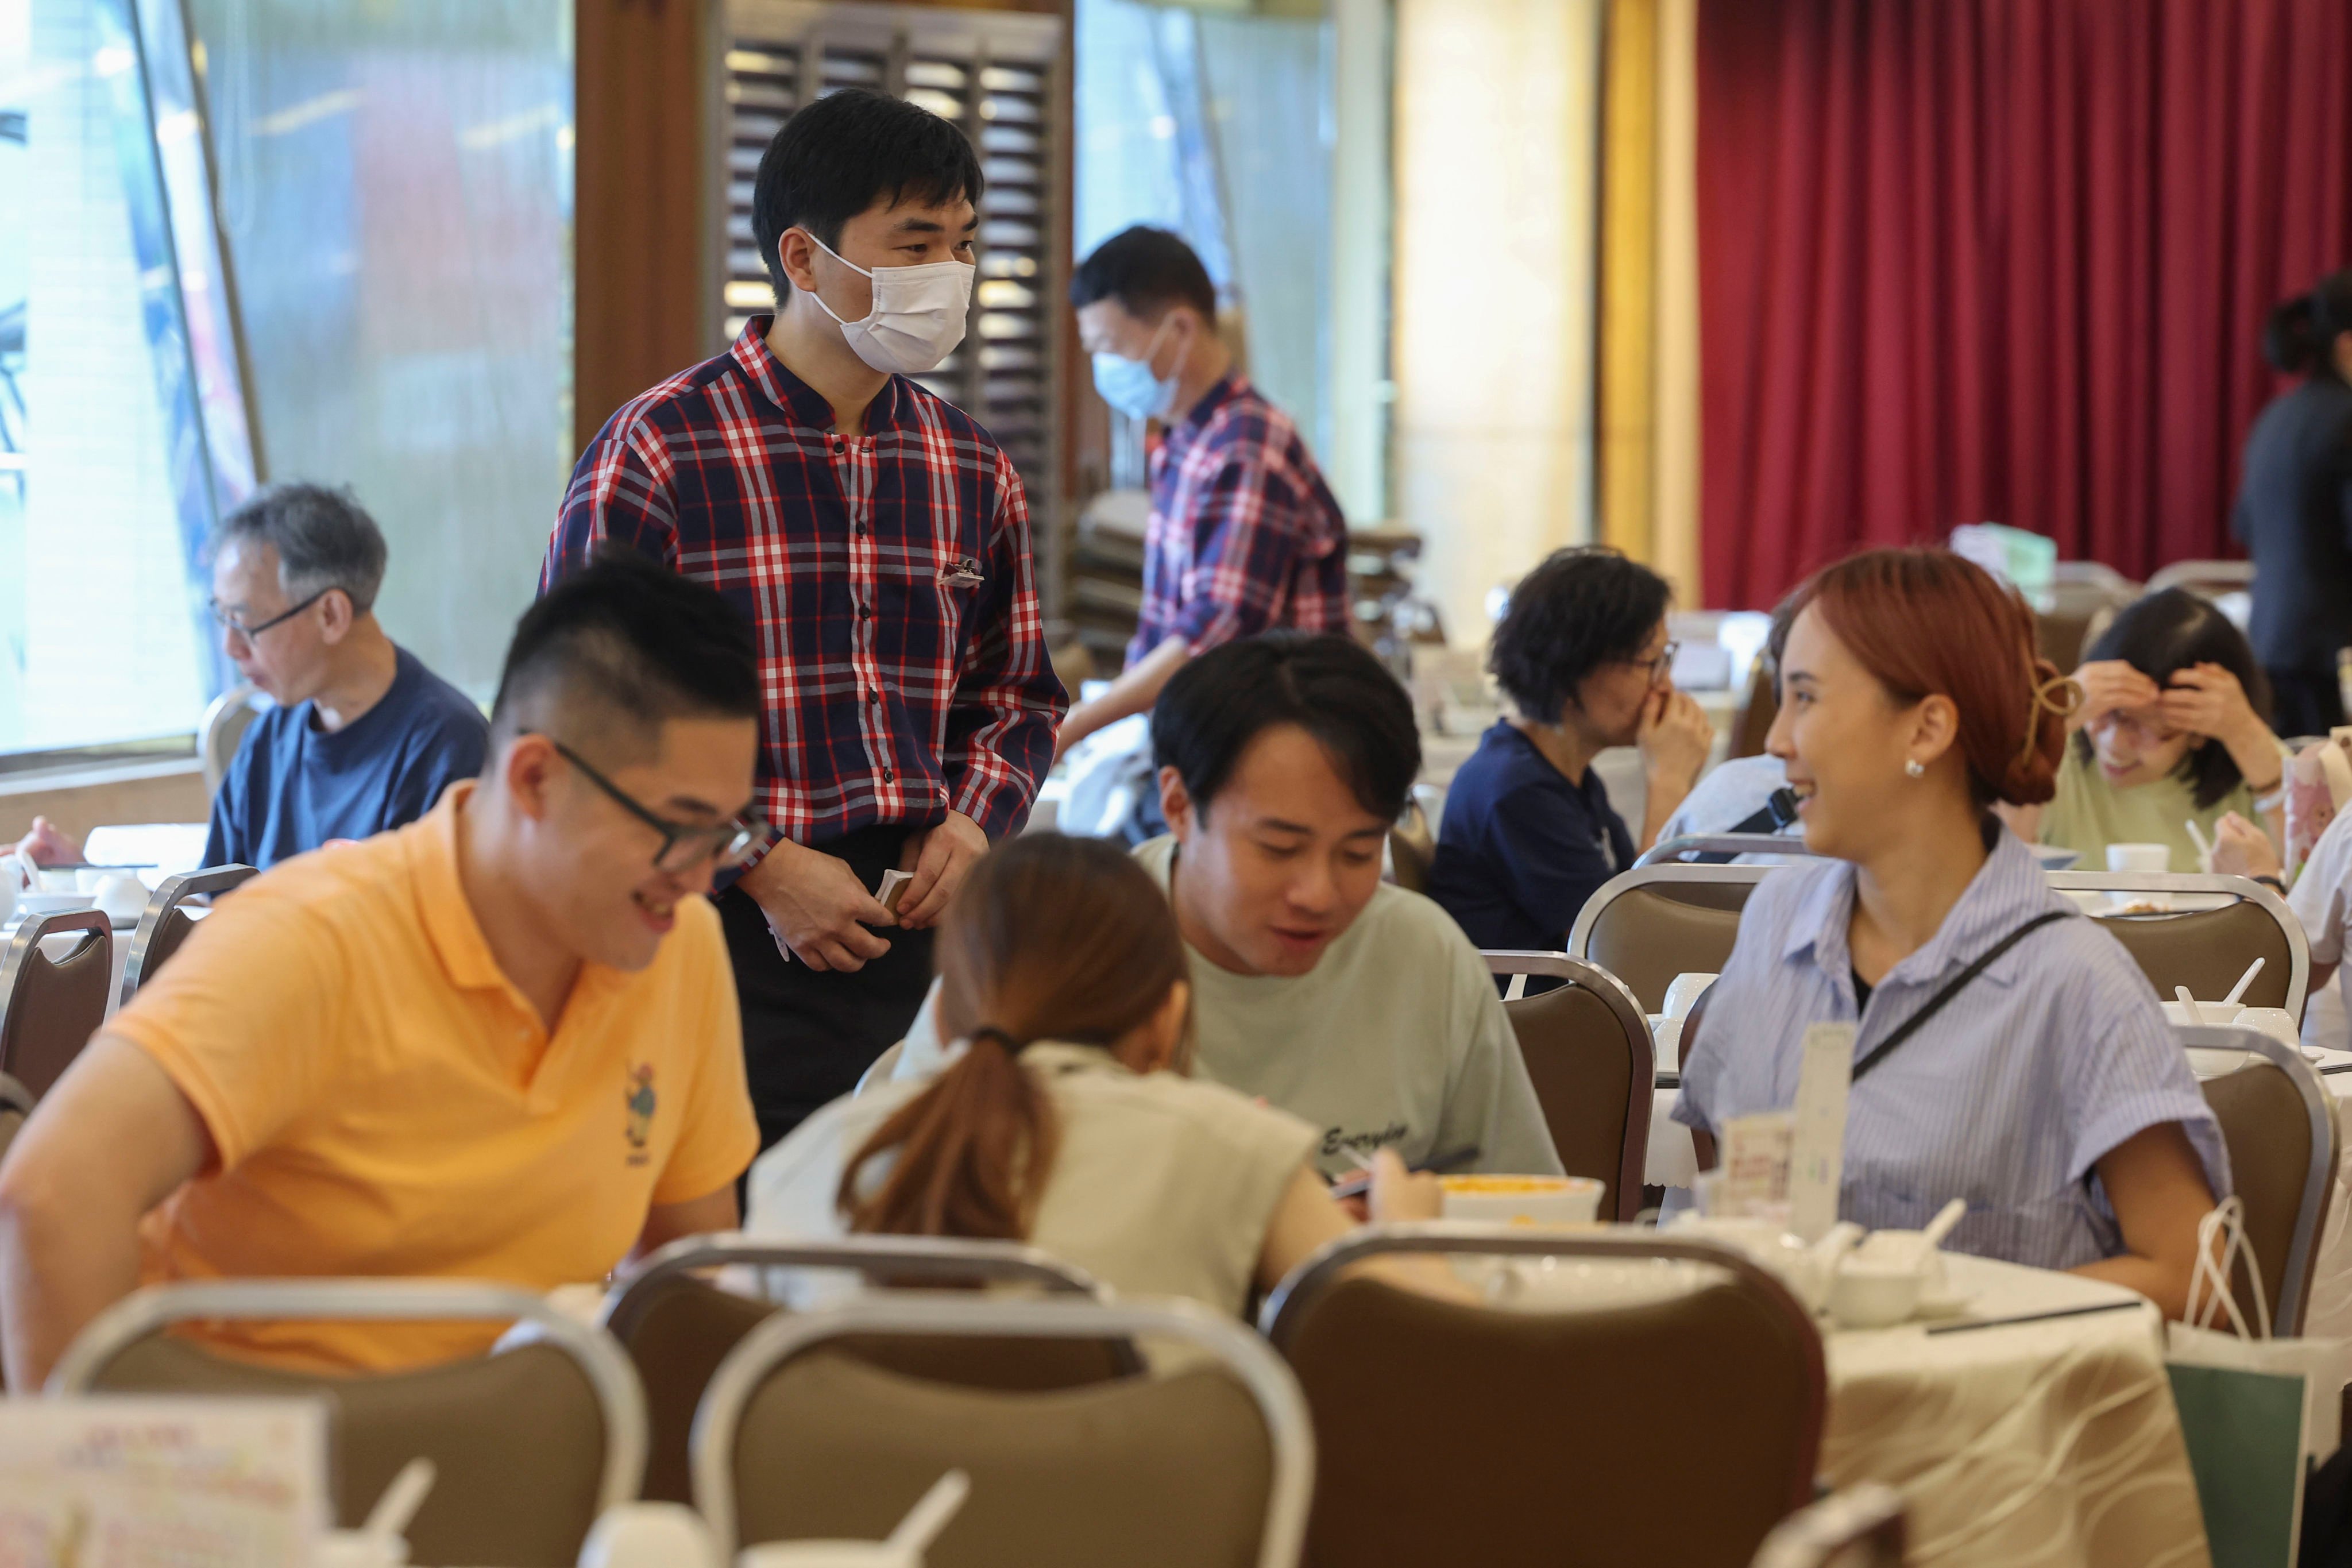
left=1440, top=1175, right=1574, bottom=1195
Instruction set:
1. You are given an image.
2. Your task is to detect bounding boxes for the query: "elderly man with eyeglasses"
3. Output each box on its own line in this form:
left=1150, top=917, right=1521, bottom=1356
left=12, top=482, right=488, bottom=874
left=0, top=553, right=764, bottom=1385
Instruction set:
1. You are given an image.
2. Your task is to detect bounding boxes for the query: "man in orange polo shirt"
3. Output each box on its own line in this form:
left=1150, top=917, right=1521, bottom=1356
left=0, top=552, right=765, bottom=1384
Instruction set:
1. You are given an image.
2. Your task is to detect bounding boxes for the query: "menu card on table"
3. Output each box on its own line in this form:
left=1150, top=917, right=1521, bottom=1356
left=0, top=1397, right=326, bottom=1567
left=1788, top=1023, right=1856, bottom=1242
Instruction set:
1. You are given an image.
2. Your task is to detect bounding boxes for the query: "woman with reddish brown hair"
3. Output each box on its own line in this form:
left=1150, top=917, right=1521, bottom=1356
left=744, top=831, right=1441, bottom=1319
left=1674, top=549, right=2228, bottom=1319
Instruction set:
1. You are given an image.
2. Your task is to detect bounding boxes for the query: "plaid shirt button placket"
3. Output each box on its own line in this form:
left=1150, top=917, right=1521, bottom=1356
left=545, top=318, right=1066, bottom=853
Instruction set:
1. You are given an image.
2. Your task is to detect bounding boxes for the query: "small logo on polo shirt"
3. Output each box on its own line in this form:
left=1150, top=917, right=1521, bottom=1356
left=624, top=1065, right=656, bottom=1167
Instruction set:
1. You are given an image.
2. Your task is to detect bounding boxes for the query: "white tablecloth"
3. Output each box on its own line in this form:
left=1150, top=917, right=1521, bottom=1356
left=1496, top=1248, right=2208, bottom=1568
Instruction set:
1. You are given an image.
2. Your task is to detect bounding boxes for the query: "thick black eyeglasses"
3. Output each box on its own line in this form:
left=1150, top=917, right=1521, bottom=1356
left=544, top=737, right=767, bottom=873
left=209, top=588, right=331, bottom=639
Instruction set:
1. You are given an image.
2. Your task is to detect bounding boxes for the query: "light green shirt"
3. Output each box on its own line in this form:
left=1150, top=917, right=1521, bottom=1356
left=894, top=835, right=1564, bottom=1178
left=2039, top=743, right=2272, bottom=873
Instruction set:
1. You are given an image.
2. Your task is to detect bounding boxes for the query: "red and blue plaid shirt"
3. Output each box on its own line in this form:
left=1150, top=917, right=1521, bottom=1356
left=544, top=318, right=1065, bottom=853
left=1130, top=375, right=1351, bottom=667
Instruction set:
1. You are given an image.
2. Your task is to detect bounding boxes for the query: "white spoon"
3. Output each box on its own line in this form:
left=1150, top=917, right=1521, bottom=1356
left=363, top=1458, right=435, bottom=1545
left=888, top=1470, right=972, bottom=1555
left=2184, top=818, right=2215, bottom=874
left=2175, top=986, right=2205, bottom=1026
left=1920, top=1198, right=1967, bottom=1252
left=2222, top=956, right=2266, bottom=1009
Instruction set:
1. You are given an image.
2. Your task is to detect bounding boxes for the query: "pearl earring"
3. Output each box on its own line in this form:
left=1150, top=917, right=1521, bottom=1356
left=1904, top=758, right=1925, bottom=778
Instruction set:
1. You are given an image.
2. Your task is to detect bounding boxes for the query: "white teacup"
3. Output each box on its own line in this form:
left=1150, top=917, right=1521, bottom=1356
left=737, top=1546, right=916, bottom=1568
left=2106, top=843, right=2172, bottom=874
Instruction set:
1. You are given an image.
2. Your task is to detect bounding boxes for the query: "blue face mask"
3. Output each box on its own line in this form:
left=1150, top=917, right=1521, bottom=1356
left=1091, top=315, right=1181, bottom=422
left=1092, top=350, right=1179, bottom=423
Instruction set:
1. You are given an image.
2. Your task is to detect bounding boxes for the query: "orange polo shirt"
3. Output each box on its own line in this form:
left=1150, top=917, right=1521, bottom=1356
left=111, top=783, right=759, bottom=1373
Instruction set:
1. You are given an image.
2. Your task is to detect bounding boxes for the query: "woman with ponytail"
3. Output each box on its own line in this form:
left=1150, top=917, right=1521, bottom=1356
left=1674, top=550, right=2227, bottom=1319
left=2234, top=269, right=2352, bottom=736
left=745, top=832, right=1441, bottom=1318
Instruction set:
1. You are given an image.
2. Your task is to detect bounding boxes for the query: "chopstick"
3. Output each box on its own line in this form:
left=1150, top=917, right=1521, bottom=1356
left=2319, top=1063, right=2352, bottom=1076
left=1327, top=1144, right=1482, bottom=1200
left=1924, top=1300, right=2145, bottom=1335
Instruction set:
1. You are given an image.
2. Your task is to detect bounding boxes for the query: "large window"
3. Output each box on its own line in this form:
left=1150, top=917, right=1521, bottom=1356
left=0, top=0, right=221, bottom=756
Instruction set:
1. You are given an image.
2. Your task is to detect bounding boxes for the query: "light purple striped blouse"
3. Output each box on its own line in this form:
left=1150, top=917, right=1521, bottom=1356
left=1673, top=827, right=2230, bottom=1270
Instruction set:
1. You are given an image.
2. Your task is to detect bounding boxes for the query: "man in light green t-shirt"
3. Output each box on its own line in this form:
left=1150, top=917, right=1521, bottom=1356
left=899, top=634, right=1562, bottom=1178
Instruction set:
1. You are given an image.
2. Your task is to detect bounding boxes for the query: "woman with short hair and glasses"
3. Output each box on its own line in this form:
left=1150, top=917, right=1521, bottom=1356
left=1426, top=546, right=1715, bottom=955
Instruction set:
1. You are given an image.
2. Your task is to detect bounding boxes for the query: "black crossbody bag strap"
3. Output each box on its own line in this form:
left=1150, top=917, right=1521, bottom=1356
left=1848, top=910, right=2073, bottom=1085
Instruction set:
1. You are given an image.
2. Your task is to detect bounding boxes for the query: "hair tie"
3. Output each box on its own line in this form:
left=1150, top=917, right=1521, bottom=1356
left=2019, top=674, right=2084, bottom=766
left=968, top=1025, right=1026, bottom=1055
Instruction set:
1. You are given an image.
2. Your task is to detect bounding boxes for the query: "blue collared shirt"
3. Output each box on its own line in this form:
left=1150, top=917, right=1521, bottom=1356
left=1673, top=828, right=2229, bottom=1270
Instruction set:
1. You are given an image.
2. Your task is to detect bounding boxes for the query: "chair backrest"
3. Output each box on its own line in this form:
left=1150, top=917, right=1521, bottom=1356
left=693, top=1292, right=1314, bottom=1567
left=0, top=909, right=113, bottom=1099
left=603, top=1233, right=1136, bottom=1505
left=2145, top=559, right=2256, bottom=600
left=1387, top=798, right=1436, bottom=894
left=2178, top=1024, right=2337, bottom=1335
left=51, top=1279, right=648, bottom=1568
left=118, top=864, right=257, bottom=1009
left=1481, top=952, right=1651, bottom=1218
left=2049, top=872, right=2307, bottom=1018
left=199, top=684, right=269, bottom=795
left=1261, top=1226, right=1825, bottom=1568
left=1730, top=655, right=1778, bottom=759
left=1751, top=1485, right=1907, bottom=1568
left=1636, top=833, right=1818, bottom=868
left=1570, top=865, right=1771, bottom=1011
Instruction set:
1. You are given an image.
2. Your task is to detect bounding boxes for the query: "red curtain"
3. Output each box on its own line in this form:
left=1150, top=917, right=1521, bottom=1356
left=1696, top=0, right=2352, bottom=609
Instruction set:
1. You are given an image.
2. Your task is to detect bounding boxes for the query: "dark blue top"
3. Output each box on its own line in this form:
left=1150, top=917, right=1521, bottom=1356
left=202, top=645, right=489, bottom=870
left=2233, top=373, right=2352, bottom=672
left=1425, top=722, right=1636, bottom=953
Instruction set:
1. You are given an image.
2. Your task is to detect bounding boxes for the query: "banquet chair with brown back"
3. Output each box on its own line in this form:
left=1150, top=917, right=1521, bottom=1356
left=603, top=1233, right=1137, bottom=1505
left=1750, top=1485, right=1906, bottom=1568
left=1387, top=797, right=1436, bottom=894
left=49, top=1279, right=647, bottom=1567
left=1482, top=952, right=1651, bottom=1219
left=1569, top=864, right=1771, bottom=1012
left=692, top=1292, right=1312, bottom=1567
left=1262, top=1226, right=1825, bottom=1568
left=0, top=909, right=112, bottom=1099
left=2048, top=872, right=2306, bottom=1018
left=117, top=864, right=257, bottom=1008
left=2176, top=1025, right=2336, bottom=1335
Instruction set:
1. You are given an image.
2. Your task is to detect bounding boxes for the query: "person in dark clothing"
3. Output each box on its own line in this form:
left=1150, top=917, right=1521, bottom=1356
left=2233, top=269, right=2352, bottom=738
left=1425, top=547, right=1713, bottom=955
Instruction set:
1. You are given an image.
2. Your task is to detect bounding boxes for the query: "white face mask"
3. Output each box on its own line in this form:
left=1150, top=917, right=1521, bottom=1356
left=798, top=229, right=974, bottom=376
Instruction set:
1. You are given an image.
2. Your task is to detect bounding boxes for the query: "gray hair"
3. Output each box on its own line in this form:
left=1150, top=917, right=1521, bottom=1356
left=214, top=482, right=389, bottom=613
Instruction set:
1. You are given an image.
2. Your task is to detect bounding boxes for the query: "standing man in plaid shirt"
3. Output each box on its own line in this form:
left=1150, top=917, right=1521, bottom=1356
left=1055, top=226, right=1351, bottom=759
left=544, top=89, right=1065, bottom=1147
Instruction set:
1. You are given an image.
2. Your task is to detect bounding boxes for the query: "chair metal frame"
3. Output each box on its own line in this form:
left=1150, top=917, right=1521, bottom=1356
left=600, top=1231, right=1117, bottom=1346
left=2175, top=1023, right=2338, bottom=1336
left=2145, top=559, right=2256, bottom=598
left=48, top=1278, right=650, bottom=1513
left=118, top=864, right=256, bottom=1008
left=0, top=1073, right=31, bottom=1119
left=2048, top=871, right=2311, bottom=1019
left=1258, top=1225, right=1826, bottom=1508
left=1750, top=1484, right=1906, bottom=1568
left=1635, top=833, right=1817, bottom=868
left=1568, top=864, right=1774, bottom=967
left=1570, top=865, right=2311, bottom=1019
left=0, top=908, right=111, bottom=1084
left=1481, top=952, right=1652, bottom=1216
left=691, top=1291, right=1316, bottom=1564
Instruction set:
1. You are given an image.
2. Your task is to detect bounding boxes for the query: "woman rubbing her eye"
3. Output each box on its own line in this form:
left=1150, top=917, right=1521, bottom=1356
left=2003, top=588, right=2289, bottom=875
left=1675, top=549, right=2228, bottom=1319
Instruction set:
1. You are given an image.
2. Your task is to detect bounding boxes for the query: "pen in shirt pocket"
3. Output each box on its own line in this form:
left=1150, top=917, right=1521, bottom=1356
left=937, top=558, right=985, bottom=589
